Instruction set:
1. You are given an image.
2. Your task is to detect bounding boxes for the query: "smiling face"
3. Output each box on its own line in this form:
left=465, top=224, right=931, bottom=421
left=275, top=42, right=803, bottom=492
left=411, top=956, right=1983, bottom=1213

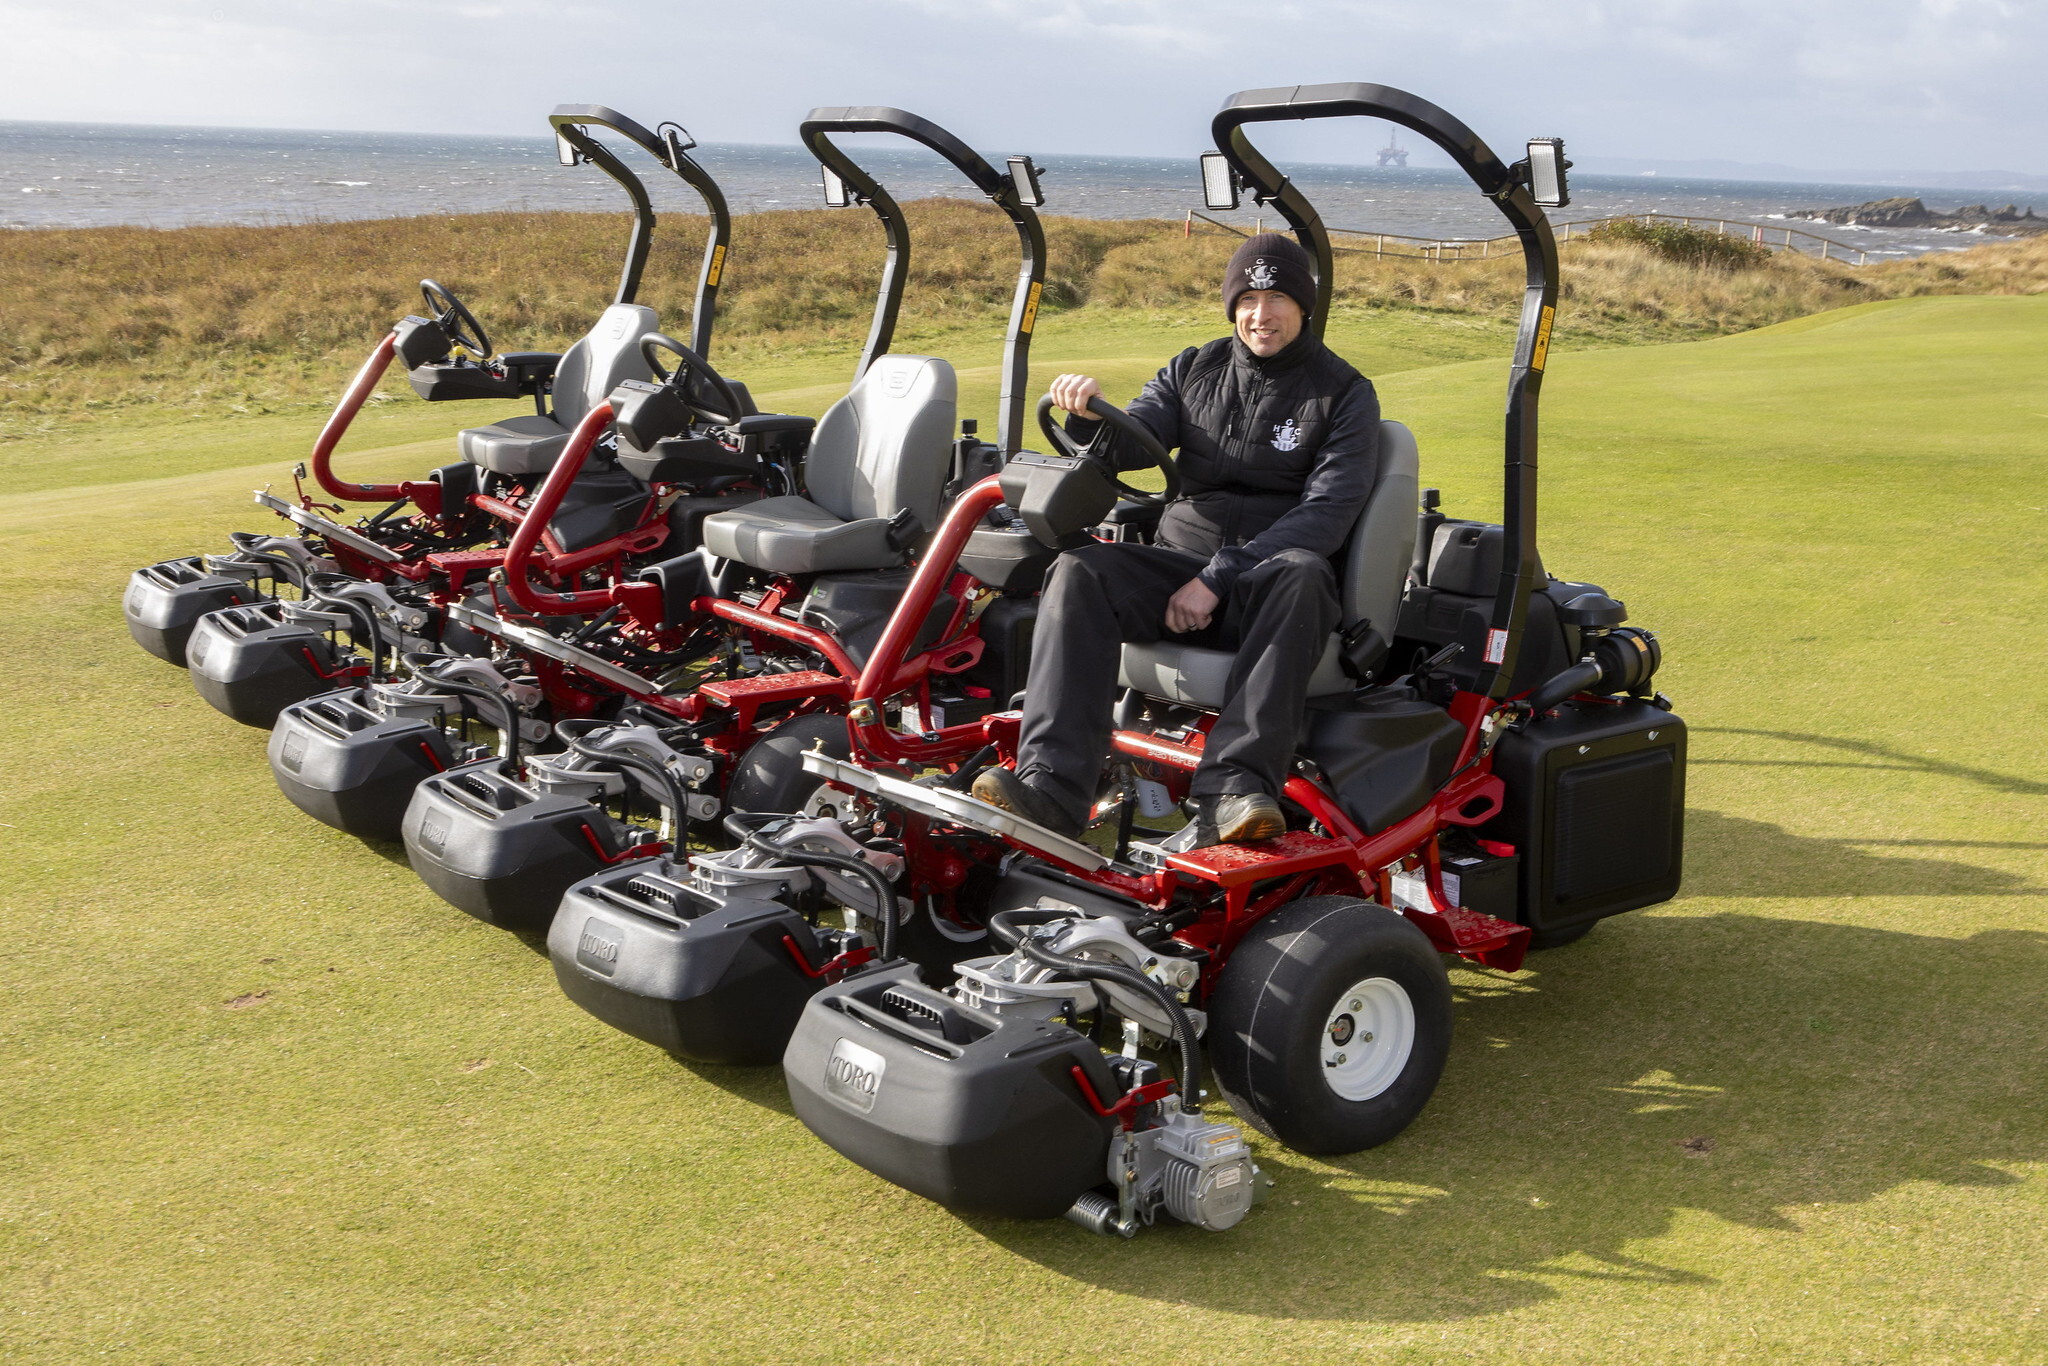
left=1234, top=289, right=1304, bottom=357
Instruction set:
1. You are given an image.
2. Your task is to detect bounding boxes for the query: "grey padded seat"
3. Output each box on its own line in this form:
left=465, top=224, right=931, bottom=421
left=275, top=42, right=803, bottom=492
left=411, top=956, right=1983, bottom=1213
left=701, top=354, right=955, bottom=576
left=458, top=303, right=659, bottom=476
left=1118, top=420, right=1421, bottom=709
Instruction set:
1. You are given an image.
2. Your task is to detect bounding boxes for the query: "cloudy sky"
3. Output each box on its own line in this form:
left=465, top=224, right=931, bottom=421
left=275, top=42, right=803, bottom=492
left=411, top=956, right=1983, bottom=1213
left=4, top=0, right=2042, bottom=173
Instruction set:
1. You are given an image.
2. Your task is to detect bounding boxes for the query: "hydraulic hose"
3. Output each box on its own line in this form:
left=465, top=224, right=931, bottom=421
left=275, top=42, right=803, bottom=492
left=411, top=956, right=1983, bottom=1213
left=309, top=582, right=384, bottom=677
left=218, top=546, right=309, bottom=591
left=725, top=813, right=900, bottom=962
left=558, top=726, right=693, bottom=830
left=404, top=659, right=521, bottom=770
left=1525, top=658, right=1605, bottom=714
left=989, top=908, right=1203, bottom=1112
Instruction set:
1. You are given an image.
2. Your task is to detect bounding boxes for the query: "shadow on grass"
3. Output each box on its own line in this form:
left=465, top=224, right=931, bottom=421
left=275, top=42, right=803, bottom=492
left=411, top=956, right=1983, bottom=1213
left=1684, top=808, right=2048, bottom=897
left=963, top=910, right=2048, bottom=1322
left=1693, top=726, right=2048, bottom=796
left=675, top=1061, right=796, bottom=1117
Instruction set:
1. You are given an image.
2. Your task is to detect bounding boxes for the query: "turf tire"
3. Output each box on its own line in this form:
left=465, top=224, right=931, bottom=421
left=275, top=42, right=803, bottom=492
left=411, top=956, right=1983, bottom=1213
left=724, top=712, right=852, bottom=818
left=1207, top=895, right=1452, bottom=1155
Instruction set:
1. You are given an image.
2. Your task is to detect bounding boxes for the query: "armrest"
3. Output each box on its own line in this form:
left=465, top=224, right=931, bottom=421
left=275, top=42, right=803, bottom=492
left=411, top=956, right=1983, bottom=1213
left=496, top=352, right=561, bottom=391
left=732, top=413, right=815, bottom=436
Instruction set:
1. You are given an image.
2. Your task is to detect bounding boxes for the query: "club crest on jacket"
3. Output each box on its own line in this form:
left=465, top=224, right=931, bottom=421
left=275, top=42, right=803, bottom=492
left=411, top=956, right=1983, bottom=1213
left=1271, top=418, right=1301, bottom=451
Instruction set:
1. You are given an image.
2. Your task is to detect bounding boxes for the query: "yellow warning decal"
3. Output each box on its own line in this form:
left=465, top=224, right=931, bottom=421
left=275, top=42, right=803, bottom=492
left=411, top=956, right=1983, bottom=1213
left=1019, top=281, right=1043, bottom=335
left=706, top=244, right=726, bottom=287
left=1530, top=304, right=1555, bottom=372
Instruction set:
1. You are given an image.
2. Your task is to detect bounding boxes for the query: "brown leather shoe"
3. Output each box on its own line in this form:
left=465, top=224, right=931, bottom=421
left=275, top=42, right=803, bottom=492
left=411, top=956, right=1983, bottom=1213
left=1191, top=792, right=1286, bottom=847
left=970, top=767, right=1082, bottom=838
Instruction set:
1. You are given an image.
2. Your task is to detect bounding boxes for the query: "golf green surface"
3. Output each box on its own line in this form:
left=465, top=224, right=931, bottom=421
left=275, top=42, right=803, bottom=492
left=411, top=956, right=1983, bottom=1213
left=3, top=296, right=2044, bottom=1363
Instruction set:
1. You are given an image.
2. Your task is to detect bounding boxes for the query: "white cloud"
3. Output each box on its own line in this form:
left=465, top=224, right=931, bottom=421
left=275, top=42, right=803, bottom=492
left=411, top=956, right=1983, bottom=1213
left=0, top=0, right=2040, bottom=171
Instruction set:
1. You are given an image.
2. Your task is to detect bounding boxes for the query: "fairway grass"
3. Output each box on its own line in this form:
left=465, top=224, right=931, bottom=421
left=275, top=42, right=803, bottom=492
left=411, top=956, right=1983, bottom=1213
left=2, top=297, right=2045, bottom=1364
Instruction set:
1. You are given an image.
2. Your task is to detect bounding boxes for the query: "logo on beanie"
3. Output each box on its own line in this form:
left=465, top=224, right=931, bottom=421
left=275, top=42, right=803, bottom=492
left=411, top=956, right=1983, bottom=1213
left=1271, top=418, right=1301, bottom=451
left=1247, top=258, right=1278, bottom=290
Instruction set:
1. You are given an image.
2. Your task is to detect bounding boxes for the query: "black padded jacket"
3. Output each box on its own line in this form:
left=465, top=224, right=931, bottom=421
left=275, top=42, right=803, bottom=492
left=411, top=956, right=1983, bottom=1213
left=1073, top=332, right=1380, bottom=597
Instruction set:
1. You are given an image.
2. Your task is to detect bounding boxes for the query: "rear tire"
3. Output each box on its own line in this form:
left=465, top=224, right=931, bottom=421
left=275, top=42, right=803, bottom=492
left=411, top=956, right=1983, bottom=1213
left=1207, top=896, right=1452, bottom=1155
left=725, top=712, right=852, bottom=818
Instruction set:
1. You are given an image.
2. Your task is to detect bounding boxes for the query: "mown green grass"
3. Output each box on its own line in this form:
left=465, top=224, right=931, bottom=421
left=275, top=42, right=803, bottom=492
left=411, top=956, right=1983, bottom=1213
left=2, top=297, right=2045, bottom=1364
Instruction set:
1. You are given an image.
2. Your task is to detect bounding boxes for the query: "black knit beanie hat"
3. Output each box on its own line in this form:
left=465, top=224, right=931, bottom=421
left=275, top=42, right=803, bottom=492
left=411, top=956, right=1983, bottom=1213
left=1222, top=232, right=1316, bottom=322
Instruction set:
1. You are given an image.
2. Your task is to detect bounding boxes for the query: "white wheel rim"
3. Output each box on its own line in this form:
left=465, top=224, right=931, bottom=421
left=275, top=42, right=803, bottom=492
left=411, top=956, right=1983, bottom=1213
left=1320, top=976, right=1416, bottom=1102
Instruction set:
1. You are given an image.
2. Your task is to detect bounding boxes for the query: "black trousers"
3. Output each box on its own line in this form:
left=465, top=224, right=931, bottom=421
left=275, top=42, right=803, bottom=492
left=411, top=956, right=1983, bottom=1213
left=1014, top=541, right=1340, bottom=829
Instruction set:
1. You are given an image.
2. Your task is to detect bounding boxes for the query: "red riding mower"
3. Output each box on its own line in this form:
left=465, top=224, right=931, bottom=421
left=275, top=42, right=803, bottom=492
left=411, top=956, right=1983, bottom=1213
left=723, top=84, right=1682, bottom=1237
left=131, top=106, right=791, bottom=733
left=399, top=107, right=1063, bottom=935
left=222, top=109, right=834, bottom=846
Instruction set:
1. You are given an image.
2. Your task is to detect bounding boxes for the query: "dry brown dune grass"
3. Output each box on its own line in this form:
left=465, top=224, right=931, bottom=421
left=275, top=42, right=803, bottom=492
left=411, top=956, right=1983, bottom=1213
left=4, top=199, right=2044, bottom=439
left=1098, top=226, right=2048, bottom=343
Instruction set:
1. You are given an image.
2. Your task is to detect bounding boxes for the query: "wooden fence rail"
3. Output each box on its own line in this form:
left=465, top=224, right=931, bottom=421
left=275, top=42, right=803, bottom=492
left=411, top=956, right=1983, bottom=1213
left=1183, top=208, right=1870, bottom=265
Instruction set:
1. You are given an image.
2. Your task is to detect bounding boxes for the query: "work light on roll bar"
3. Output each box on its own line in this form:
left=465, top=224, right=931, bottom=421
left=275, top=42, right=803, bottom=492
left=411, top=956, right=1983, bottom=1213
left=1199, top=150, right=1241, bottom=211
left=821, top=165, right=854, bottom=208
left=1007, top=155, right=1045, bottom=208
left=1525, top=138, right=1570, bottom=208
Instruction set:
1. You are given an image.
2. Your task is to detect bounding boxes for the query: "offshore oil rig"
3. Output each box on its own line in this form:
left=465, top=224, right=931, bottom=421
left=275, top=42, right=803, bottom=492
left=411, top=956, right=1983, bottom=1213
left=1377, top=123, right=1408, bottom=167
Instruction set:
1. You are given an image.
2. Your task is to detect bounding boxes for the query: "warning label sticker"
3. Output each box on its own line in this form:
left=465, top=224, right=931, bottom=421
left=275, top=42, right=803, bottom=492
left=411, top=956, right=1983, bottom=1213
left=1485, top=628, right=1509, bottom=664
left=1019, top=281, right=1043, bottom=335
left=1530, top=304, right=1555, bottom=372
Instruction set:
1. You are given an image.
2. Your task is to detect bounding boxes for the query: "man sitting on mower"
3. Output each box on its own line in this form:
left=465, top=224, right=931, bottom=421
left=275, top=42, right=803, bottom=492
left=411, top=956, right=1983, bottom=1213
left=974, top=233, right=1381, bottom=845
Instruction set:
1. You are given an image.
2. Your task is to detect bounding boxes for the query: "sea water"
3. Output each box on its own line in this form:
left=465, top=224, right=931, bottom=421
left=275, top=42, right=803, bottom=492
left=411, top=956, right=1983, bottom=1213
left=3, top=119, right=2035, bottom=259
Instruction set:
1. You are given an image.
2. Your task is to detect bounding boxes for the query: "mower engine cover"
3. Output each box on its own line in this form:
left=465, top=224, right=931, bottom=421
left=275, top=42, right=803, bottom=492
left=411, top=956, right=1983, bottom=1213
left=1483, top=697, right=1686, bottom=939
left=784, top=961, right=1119, bottom=1220
left=547, top=857, right=836, bottom=1066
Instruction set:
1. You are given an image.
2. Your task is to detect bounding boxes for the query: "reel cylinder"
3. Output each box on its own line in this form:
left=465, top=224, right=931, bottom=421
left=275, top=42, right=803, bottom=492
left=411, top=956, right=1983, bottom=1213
left=548, top=858, right=839, bottom=1065
left=124, top=558, right=251, bottom=666
left=187, top=601, right=358, bottom=728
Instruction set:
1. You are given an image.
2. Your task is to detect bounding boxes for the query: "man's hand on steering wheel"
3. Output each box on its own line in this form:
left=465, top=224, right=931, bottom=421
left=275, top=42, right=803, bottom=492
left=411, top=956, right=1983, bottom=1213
left=1036, top=386, right=1181, bottom=507
left=1048, top=373, right=1102, bottom=419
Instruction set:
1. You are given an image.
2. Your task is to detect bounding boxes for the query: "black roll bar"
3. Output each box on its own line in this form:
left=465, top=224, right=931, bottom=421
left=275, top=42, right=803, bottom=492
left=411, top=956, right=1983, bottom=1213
left=799, top=106, right=1048, bottom=455
left=547, top=105, right=733, bottom=355
left=1211, top=83, right=1558, bottom=701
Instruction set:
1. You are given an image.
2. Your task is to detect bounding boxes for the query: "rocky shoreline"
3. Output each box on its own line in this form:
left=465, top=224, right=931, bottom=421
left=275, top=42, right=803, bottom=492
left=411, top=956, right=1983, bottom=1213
left=1796, top=196, right=2045, bottom=236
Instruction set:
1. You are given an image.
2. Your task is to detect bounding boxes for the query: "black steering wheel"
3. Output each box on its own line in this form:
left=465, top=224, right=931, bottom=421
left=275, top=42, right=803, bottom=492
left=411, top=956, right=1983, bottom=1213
left=640, top=333, right=744, bottom=426
left=419, top=280, right=491, bottom=361
left=1036, top=394, right=1181, bottom=506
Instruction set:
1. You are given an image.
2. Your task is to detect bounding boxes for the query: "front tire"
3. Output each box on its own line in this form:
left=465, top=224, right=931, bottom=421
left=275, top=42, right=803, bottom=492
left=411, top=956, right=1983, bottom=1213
left=1207, top=896, right=1452, bottom=1155
left=724, top=711, right=852, bottom=817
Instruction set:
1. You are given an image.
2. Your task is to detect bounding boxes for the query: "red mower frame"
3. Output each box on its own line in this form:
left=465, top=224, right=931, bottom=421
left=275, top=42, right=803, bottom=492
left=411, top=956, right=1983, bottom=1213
left=265, top=104, right=738, bottom=589
left=800, top=82, right=1591, bottom=976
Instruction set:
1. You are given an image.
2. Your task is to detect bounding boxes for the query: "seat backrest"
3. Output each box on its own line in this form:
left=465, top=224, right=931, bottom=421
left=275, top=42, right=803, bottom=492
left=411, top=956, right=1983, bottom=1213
left=1336, top=420, right=1421, bottom=634
left=803, top=355, right=956, bottom=533
left=551, top=303, right=660, bottom=426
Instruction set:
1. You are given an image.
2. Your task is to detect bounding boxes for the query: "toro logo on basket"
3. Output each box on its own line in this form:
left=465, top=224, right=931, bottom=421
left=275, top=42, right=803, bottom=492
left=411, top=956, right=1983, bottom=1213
left=575, top=920, right=622, bottom=977
left=279, top=732, right=307, bottom=773
left=824, top=1036, right=887, bottom=1112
